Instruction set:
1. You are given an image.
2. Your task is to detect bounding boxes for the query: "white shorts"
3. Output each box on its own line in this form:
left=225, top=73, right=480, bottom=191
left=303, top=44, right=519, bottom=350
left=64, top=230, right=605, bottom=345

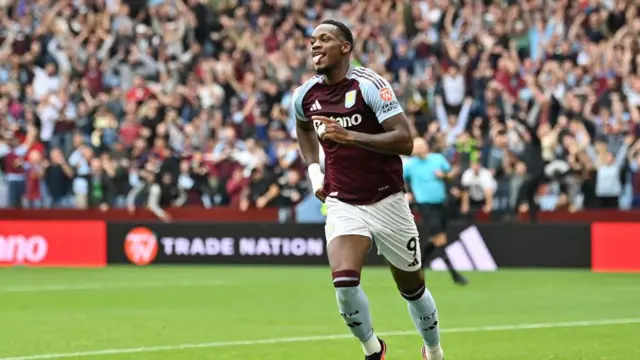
left=324, top=192, right=421, bottom=271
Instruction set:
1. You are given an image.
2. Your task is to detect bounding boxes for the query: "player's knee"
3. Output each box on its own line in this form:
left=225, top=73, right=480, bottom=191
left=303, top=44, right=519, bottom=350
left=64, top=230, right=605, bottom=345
left=399, top=281, right=426, bottom=301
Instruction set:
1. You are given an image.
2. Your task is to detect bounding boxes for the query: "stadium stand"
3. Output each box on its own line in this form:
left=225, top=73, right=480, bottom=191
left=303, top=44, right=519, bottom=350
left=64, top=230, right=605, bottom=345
left=1, top=0, right=640, bottom=222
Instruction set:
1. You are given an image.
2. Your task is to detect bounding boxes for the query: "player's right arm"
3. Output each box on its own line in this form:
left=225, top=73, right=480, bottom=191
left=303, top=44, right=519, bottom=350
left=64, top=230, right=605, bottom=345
left=292, top=86, right=325, bottom=201
left=296, top=118, right=320, bottom=162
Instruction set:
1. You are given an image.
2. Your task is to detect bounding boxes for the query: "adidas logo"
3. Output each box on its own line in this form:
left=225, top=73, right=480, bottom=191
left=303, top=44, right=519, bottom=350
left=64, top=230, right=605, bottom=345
left=430, top=226, right=498, bottom=271
left=309, top=100, right=322, bottom=112
left=407, top=257, right=420, bottom=268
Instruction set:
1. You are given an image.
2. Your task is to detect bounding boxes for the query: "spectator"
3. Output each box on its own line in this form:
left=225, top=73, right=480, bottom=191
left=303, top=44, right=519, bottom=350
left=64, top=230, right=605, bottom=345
left=460, top=160, right=497, bottom=216
left=628, top=140, right=640, bottom=207
left=24, top=149, right=45, bottom=208
left=277, top=170, right=306, bottom=207
left=485, top=128, right=511, bottom=211
left=126, top=162, right=156, bottom=214
left=275, top=169, right=307, bottom=222
left=594, top=135, right=634, bottom=208
left=87, top=157, right=116, bottom=211
left=69, top=144, right=93, bottom=209
left=441, top=63, right=466, bottom=113
left=43, top=148, right=73, bottom=208
left=102, top=152, right=129, bottom=208
left=226, top=166, right=249, bottom=210
left=147, top=171, right=187, bottom=223
left=244, top=164, right=279, bottom=211
left=435, top=96, right=472, bottom=147
left=188, top=151, right=216, bottom=208
left=510, top=117, right=545, bottom=219
left=2, top=137, right=27, bottom=208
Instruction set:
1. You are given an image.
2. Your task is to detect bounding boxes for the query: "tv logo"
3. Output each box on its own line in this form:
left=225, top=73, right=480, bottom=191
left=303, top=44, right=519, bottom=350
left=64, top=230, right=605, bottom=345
left=429, top=226, right=498, bottom=271
left=124, top=227, right=158, bottom=266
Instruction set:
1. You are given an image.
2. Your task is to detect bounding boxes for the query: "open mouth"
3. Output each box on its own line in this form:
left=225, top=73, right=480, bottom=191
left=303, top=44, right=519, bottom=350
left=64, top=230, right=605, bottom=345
left=312, top=52, right=325, bottom=65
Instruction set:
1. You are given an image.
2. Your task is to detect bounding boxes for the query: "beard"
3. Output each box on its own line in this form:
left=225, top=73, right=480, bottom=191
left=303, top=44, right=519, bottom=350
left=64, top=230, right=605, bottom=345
left=314, top=65, right=328, bottom=75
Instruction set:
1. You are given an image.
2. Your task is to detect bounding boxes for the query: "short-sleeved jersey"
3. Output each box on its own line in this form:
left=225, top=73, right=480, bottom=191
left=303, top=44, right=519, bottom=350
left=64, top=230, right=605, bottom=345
left=293, top=66, right=405, bottom=205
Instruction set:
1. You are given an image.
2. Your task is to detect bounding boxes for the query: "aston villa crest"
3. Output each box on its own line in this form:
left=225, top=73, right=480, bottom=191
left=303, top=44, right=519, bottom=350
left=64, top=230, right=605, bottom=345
left=345, top=90, right=357, bottom=108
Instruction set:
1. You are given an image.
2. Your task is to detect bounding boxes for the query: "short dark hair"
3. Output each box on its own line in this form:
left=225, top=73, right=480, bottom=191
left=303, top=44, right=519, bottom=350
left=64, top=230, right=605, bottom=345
left=321, top=19, right=354, bottom=52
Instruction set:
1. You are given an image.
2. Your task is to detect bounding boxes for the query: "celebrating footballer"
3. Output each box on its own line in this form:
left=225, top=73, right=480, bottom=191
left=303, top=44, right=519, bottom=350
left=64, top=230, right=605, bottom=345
left=293, top=20, right=445, bottom=360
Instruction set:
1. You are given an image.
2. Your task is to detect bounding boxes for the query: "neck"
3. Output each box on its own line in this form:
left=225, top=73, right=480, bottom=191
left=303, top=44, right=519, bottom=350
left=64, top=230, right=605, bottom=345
left=323, top=60, right=351, bottom=85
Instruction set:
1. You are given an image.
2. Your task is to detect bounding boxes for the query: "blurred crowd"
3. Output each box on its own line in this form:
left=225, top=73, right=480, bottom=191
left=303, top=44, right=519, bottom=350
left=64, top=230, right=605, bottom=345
left=1, top=0, right=640, bottom=220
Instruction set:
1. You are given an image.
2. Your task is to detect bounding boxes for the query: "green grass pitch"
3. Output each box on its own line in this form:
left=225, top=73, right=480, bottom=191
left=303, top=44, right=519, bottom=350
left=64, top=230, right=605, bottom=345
left=1, top=266, right=639, bottom=360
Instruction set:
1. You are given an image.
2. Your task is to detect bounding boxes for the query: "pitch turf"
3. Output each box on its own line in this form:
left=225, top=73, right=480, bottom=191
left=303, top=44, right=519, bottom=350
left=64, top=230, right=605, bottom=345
left=1, top=266, right=639, bottom=360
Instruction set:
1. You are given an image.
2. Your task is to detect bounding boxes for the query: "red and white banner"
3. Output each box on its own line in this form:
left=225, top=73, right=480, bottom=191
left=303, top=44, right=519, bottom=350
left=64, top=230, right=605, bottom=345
left=592, top=222, right=640, bottom=272
left=0, top=221, right=106, bottom=267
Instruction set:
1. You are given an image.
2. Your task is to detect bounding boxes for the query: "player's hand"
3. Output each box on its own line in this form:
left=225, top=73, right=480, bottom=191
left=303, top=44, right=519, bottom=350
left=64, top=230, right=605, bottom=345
left=434, top=170, right=444, bottom=178
left=312, top=116, right=353, bottom=144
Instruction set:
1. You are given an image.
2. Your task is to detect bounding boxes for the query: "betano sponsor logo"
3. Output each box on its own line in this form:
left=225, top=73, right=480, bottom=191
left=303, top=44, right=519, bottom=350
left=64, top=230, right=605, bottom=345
left=313, top=113, right=363, bottom=131
left=430, top=226, right=498, bottom=271
left=0, top=235, right=49, bottom=263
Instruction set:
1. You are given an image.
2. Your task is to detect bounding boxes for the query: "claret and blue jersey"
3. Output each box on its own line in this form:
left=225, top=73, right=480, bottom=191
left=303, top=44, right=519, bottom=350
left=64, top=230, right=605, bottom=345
left=292, top=66, right=406, bottom=205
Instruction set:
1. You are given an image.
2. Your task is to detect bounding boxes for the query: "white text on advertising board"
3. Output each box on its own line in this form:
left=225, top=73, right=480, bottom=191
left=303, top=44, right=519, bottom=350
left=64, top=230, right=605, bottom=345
left=158, top=237, right=325, bottom=256
left=0, top=235, right=49, bottom=263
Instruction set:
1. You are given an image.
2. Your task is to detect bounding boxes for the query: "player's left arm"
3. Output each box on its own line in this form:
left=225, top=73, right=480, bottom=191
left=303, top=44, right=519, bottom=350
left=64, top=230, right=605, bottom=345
left=353, top=74, right=413, bottom=155
left=316, top=73, right=413, bottom=155
left=348, top=113, right=413, bottom=155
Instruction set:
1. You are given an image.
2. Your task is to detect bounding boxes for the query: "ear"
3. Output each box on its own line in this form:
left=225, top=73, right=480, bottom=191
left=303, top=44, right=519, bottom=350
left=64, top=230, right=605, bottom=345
left=341, top=41, right=352, bottom=55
